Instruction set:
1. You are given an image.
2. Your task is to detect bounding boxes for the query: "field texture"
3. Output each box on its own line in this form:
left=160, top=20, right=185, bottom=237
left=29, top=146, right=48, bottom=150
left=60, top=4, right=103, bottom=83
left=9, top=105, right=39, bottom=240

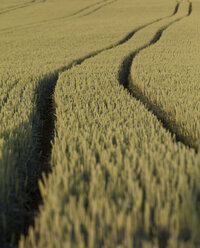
left=0, top=0, right=200, bottom=247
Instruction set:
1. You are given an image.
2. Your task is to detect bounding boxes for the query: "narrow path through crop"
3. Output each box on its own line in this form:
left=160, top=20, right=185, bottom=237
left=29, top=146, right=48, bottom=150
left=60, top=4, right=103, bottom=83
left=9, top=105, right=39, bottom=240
left=0, top=0, right=114, bottom=34
left=188, top=1, right=192, bottom=14
left=68, top=0, right=110, bottom=17
left=81, top=0, right=118, bottom=17
left=119, top=2, right=196, bottom=151
left=23, top=72, right=58, bottom=236
left=0, top=1, right=33, bottom=13
left=172, top=0, right=181, bottom=15
left=0, top=0, right=179, bottom=35
left=0, top=1, right=181, bottom=115
left=0, top=0, right=44, bottom=15
left=22, top=1, right=194, bottom=240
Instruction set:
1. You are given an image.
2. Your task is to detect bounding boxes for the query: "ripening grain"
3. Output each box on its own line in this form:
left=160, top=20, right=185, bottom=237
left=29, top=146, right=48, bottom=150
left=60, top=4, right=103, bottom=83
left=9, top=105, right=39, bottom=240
left=0, top=0, right=176, bottom=246
left=1, top=0, right=199, bottom=247
left=131, top=0, right=200, bottom=151
left=20, top=1, right=200, bottom=247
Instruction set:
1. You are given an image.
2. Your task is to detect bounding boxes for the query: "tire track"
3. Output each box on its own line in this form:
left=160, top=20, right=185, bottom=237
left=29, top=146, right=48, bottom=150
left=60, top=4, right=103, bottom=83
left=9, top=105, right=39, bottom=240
left=0, top=0, right=112, bottom=34
left=0, top=1, right=33, bottom=12
left=22, top=1, right=186, bottom=238
left=188, top=1, right=192, bottom=15
left=0, top=0, right=107, bottom=19
left=0, top=0, right=44, bottom=15
left=81, top=0, right=118, bottom=17
left=22, top=1, right=185, bottom=178
left=118, top=2, right=197, bottom=151
left=0, top=0, right=178, bottom=34
left=0, top=1, right=181, bottom=116
left=172, top=1, right=181, bottom=15
left=0, top=1, right=182, bottom=118
left=59, top=1, right=182, bottom=68
left=68, top=0, right=110, bottom=17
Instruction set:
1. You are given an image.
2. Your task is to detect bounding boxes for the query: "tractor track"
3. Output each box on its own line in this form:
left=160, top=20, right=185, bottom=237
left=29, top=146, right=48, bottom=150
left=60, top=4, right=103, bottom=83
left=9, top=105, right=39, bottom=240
left=0, top=0, right=178, bottom=34
left=59, top=0, right=118, bottom=20
left=119, top=2, right=196, bottom=151
left=22, top=1, right=195, bottom=242
left=0, top=1, right=34, bottom=13
left=172, top=1, right=180, bottom=15
left=0, top=0, right=115, bottom=34
left=81, top=0, right=118, bottom=17
left=0, top=0, right=45, bottom=16
left=0, top=0, right=181, bottom=117
left=68, top=0, right=110, bottom=17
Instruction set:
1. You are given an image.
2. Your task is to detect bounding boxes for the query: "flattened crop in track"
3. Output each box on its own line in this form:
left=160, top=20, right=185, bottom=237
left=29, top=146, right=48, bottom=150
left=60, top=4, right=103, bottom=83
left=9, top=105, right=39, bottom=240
left=19, top=1, right=200, bottom=248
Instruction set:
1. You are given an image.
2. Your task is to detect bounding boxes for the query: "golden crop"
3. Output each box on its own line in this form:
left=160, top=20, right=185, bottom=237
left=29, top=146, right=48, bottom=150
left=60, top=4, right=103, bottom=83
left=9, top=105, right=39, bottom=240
left=131, top=1, right=200, bottom=151
left=0, top=0, right=199, bottom=247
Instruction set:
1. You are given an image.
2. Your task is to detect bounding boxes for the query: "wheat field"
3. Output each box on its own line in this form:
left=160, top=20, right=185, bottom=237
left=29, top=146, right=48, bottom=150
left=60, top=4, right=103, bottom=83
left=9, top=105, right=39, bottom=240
left=0, top=0, right=200, bottom=247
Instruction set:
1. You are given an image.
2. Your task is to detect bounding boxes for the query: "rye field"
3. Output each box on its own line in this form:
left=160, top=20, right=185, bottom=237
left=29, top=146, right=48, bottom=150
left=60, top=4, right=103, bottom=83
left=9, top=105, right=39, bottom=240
left=0, top=0, right=200, bottom=247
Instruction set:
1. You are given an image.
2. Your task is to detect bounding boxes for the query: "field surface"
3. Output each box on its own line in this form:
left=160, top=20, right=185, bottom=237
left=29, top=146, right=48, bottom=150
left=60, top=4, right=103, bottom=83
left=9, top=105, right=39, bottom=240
left=0, top=0, right=200, bottom=247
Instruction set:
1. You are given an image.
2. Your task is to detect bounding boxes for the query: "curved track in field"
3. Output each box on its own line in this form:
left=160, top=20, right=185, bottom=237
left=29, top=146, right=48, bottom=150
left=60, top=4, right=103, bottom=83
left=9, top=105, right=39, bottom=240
left=0, top=1, right=33, bottom=13
left=0, top=0, right=36, bottom=11
left=0, top=0, right=45, bottom=15
left=119, top=2, right=196, bottom=151
left=81, top=0, right=118, bottom=17
left=0, top=0, right=117, bottom=34
left=0, top=2, right=181, bottom=116
left=21, top=1, right=195, bottom=241
left=19, top=3, right=190, bottom=184
left=0, top=0, right=108, bottom=18
left=172, top=0, right=180, bottom=15
left=67, top=0, right=110, bottom=17
left=60, top=0, right=118, bottom=19
left=0, top=0, right=178, bottom=34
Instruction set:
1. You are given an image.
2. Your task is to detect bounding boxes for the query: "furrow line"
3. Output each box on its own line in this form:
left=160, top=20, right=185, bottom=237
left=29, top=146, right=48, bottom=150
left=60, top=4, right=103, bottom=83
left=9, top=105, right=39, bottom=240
left=0, top=0, right=110, bottom=33
left=59, top=1, right=182, bottom=69
left=81, top=0, right=118, bottom=17
left=119, top=2, right=197, bottom=151
left=0, top=0, right=45, bottom=15
left=23, top=73, right=58, bottom=237
left=24, top=1, right=184, bottom=237
left=172, top=1, right=181, bottom=15
left=0, top=0, right=179, bottom=34
left=188, top=1, right=193, bottom=15
left=68, top=0, right=110, bottom=17
left=0, top=1, right=180, bottom=115
left=0, top=1, right=33, bottom=13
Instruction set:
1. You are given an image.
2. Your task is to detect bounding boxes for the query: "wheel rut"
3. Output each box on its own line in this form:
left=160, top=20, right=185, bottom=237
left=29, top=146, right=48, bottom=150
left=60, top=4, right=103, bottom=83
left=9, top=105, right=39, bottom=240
left=22, top=0, right=194, bottom=241
left=81, top=0, right=118, bottom=17
left=0, top=1, right=181, bottom=115
left=188, top=1, right=192, bottom=15
left=23, top=72, right=58, bottom=237
left=0, top=0, right=115, bottom=34
left=119, top=2, right=196, bottom=152
left=68, top=0, right=110, bottom=18
left=0, top=0, right=34, bottom=12
left=0, top=0, right=179, bottom=34
left=0, top=1, right=33, bottom=13
left=0, top=0, right=44, bottom=15
left=172, top=1, right=181, bottom=15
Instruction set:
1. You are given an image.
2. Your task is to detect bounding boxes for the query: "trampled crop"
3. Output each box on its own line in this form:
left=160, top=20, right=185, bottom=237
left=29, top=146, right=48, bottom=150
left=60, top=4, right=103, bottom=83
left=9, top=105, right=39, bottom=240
left=0, top=0, right=199, bottom=247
